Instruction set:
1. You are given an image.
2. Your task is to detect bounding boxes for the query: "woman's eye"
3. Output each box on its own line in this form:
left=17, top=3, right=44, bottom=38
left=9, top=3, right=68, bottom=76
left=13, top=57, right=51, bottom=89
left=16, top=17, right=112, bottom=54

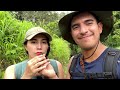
left=31, top=41, right=36, bottom=43
left=42, top=41, right=47, bottom=44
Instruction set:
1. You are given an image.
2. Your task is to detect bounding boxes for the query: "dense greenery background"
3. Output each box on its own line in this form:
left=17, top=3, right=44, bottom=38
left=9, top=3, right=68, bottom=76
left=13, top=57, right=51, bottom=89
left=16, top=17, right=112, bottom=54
left=0, top=11, right=120, bottom=78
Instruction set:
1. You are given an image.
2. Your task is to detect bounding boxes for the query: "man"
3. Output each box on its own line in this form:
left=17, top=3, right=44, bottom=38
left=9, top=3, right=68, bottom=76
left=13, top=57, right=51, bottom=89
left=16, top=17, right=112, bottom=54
left=58, top=11, right=120, bottom=79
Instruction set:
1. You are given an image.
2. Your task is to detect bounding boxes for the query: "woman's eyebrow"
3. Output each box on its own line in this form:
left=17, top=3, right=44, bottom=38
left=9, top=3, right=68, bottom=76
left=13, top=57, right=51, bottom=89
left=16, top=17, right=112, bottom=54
left=30, top=39, right=37, bottom=41
left=41, top=38, right=47, bottom=40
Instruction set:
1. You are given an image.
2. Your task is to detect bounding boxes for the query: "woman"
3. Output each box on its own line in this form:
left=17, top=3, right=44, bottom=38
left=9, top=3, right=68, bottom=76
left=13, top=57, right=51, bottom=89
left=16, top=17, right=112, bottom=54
left=4, top=27, right=64, bottom=79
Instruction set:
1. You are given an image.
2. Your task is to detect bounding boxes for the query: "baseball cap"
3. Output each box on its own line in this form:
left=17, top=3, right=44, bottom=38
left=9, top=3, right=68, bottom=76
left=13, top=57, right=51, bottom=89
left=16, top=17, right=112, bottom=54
left=24, top=27, right=52, bottom=43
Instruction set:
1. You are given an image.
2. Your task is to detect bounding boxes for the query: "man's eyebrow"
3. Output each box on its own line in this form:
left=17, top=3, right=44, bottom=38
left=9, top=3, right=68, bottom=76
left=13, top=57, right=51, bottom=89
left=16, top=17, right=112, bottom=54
left=71, top=19, right=94, bottom=28
left=84, top=19, right=94, bottom=23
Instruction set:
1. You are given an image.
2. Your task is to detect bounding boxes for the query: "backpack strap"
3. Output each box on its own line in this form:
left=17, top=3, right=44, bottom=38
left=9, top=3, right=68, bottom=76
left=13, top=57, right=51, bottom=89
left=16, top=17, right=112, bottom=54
left=69, top=54, right=81, bottom=79
left=104, top=47, right=120, bottom=79
left=50, top=59, right=58, bottom=76
left=15, top=60, right=28, bottom=79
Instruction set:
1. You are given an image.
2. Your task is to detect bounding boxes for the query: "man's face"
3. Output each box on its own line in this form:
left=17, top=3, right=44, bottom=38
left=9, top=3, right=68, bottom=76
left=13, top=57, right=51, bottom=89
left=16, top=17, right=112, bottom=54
left=70, top=12, right=103, bottom=50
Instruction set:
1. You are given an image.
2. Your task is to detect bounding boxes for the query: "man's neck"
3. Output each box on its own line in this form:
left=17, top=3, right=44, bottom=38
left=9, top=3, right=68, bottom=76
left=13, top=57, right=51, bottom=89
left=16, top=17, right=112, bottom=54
left=81, top=42, right=107, bottom=63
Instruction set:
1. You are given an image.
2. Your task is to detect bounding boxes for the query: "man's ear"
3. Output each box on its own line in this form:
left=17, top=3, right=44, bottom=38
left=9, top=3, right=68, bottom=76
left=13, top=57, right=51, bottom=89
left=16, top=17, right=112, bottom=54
left=98, top=22, right=103, bottom=34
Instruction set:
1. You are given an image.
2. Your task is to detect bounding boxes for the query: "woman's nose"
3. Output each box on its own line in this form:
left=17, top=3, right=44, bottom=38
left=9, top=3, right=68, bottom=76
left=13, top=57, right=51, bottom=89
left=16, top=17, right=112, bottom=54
left=37, top=43, right=42, bottom=49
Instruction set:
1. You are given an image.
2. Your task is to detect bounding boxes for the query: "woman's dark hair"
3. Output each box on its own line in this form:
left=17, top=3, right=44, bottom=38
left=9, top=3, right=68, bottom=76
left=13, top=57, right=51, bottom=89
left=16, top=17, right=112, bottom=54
left=46, top=41, right=50, bottom=58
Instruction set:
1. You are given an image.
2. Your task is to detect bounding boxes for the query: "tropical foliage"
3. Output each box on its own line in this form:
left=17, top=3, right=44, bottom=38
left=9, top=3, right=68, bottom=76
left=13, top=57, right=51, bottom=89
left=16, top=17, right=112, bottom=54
left=0, top=11, right=120, bottom=78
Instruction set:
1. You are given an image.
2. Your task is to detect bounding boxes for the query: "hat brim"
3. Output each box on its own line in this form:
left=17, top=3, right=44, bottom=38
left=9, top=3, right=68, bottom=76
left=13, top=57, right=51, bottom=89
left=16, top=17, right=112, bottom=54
left=59, top=11, right=113, bottom=44
left=24, top=32, right=52, bottom=43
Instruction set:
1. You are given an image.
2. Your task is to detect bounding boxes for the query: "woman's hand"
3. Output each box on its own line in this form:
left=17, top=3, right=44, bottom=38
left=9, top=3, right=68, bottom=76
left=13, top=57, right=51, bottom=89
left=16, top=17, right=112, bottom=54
left=21, top=54, right=50, bottom=79
left=39, top=62, right=58, bottom=79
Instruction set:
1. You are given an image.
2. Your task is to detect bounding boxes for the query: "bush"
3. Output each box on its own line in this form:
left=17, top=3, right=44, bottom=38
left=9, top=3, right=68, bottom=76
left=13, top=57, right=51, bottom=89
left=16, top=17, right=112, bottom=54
left=49, top=37, right=71, bottom=66
left=0, top=11, right=35, bottom=71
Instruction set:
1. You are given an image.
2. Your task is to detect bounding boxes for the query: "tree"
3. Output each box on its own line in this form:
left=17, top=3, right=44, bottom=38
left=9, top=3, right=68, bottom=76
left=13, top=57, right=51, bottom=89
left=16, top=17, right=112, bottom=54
left=105, top=11, right=120, bottom=48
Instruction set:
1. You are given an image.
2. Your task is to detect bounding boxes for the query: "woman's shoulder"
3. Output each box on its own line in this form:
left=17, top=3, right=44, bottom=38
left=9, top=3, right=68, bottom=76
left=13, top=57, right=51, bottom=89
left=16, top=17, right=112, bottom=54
left=5, top=60, right=28, bottom=73
left=4, top=64, right=15, bottom=78
left=5, top=64, right=15, bottom=72
left=14, top=60, right=28, bottom=71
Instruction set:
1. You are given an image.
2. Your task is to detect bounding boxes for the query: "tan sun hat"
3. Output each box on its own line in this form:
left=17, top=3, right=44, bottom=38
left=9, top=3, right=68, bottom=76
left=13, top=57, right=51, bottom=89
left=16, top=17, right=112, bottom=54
left=58, top=11, right=113, bottom=44
left=24, top=27, right=52, bottom=43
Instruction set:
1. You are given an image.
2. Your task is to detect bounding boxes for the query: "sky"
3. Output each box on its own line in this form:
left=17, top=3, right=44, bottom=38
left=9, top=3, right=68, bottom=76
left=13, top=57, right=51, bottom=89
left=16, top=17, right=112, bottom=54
left=56, top=11, right=72, bottom=14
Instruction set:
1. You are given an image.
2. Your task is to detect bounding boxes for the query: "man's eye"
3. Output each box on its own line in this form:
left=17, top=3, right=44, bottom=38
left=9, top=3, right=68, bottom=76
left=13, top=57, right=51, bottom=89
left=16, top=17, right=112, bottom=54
left=72, top=26, right=79, bottom=30
left=86, top=22, right=93, bottom=25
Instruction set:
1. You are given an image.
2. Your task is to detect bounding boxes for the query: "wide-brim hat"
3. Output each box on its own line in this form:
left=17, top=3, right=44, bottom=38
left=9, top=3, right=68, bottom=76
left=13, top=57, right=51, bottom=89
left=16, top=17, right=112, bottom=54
left=24, top=27, right=52, bottom=44
left=58, top=11, right=113, bottom=44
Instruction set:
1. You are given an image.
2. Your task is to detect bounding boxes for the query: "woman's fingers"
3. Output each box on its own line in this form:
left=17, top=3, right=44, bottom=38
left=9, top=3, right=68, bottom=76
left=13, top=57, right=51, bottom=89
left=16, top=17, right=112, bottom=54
left=34, top=59, right=50, bottom=68
left=26, top=54, right=50, bottom=77
left=27, top=55, right=46, bottom=66
left=35, top=61, right=50, bottom=75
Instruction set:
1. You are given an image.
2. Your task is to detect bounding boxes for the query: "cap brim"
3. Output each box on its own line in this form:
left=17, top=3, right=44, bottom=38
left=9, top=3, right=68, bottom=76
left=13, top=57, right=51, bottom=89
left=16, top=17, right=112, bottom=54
left=24, top=32, right=52, bottom=43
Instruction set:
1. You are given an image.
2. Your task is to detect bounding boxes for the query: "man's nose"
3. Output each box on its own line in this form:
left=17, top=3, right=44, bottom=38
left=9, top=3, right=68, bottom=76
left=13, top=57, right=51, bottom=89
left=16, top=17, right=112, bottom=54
left=80, top=25, right=88, bottom=34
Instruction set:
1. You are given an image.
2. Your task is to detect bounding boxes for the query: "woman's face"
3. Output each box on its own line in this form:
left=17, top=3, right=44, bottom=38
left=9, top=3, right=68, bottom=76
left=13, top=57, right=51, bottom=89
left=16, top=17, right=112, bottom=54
left=25, top=34, right=49, bottom=59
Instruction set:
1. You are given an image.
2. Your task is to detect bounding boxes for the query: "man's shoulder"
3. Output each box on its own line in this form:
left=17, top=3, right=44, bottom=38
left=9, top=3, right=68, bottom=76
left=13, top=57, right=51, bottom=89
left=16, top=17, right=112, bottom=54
left=108, top=47, right=120, bottom=51
left=72, top=53, right=82, bottom=59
